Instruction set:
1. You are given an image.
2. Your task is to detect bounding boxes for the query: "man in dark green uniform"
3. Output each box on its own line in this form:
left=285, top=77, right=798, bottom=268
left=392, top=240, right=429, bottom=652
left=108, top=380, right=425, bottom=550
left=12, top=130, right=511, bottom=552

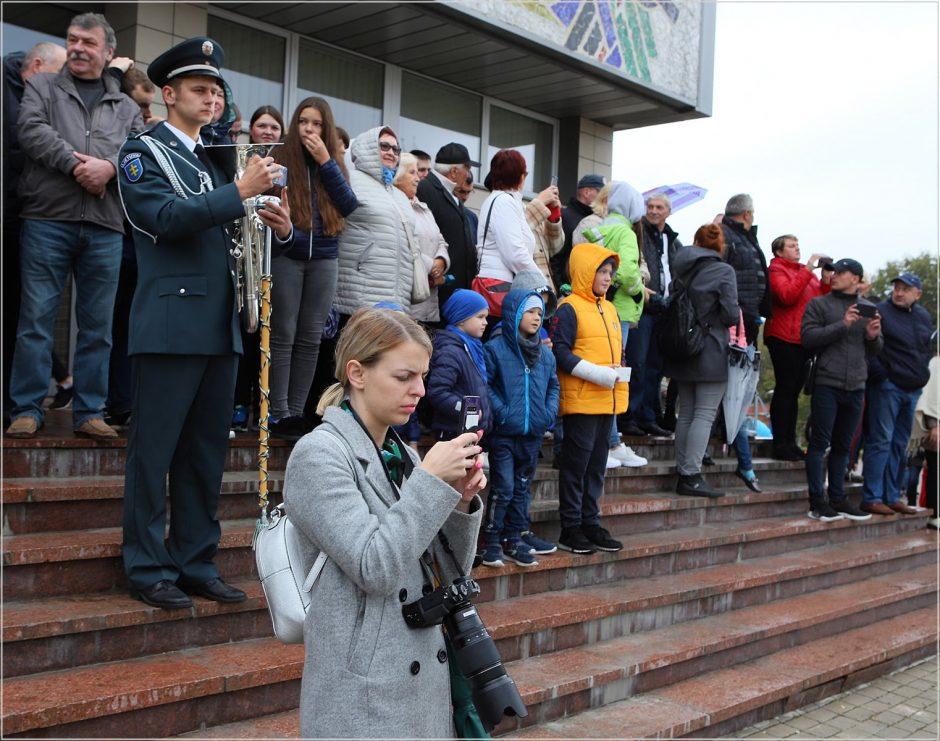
left=118, top=37, right=292, bottom=609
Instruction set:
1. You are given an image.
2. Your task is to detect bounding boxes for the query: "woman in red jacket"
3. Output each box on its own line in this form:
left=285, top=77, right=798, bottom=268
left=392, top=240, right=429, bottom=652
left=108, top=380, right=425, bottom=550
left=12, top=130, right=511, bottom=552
left=764, top=235, right=833, bottom=460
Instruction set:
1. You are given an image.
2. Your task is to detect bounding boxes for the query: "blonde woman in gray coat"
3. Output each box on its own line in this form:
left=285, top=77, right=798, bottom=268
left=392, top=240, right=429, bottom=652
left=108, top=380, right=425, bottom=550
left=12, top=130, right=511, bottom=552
left=283, top=307, right=486, bottom=739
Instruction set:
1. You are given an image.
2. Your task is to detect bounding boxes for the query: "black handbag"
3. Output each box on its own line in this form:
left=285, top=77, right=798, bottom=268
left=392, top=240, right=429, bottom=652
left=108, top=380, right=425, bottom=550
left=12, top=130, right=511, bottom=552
left=801, top=355, right=817, bottom=396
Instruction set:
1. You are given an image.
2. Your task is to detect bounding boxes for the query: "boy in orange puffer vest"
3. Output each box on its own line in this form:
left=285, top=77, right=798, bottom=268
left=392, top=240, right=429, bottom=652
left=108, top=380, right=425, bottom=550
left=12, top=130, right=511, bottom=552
left=550, top=242, right=629, bottom=555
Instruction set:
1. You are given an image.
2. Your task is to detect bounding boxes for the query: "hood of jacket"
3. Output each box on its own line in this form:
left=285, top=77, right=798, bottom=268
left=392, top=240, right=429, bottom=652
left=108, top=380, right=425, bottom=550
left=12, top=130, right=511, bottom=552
left=350, top=125, right=390, bottom=183
left=672, top=244, right=722, bottom=279
left=510, top=268, right=557, bottom=318
left=569, top=242, right=619, bottom=302
left=605, top=181, right=645, bottom=224
left=498, top=287, right=543, bottom=356
left=4, top=52, right=24, bottom=97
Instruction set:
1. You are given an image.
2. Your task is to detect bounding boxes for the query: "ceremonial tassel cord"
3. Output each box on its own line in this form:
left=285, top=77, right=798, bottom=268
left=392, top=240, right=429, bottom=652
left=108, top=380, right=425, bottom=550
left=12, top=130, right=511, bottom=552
left=257, top=271, right=273, bottom=529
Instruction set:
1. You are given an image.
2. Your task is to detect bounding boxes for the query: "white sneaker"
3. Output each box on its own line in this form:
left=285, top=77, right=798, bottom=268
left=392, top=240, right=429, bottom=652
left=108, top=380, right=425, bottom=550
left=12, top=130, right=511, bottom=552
left=611, top=443, right=647, bottom=467
left=606, top=453, right=622, bottom=469
left=928, top=517, right=940, bottom=530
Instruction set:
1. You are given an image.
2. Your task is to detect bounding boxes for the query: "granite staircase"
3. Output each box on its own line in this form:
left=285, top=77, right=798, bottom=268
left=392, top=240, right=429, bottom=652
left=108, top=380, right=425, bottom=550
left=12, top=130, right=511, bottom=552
left=2, top=410, right=936, bottom=738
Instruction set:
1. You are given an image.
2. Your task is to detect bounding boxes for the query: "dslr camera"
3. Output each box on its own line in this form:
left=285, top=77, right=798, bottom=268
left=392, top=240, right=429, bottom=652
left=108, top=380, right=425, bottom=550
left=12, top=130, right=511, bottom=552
left=403, top=575, right=528, bottom=730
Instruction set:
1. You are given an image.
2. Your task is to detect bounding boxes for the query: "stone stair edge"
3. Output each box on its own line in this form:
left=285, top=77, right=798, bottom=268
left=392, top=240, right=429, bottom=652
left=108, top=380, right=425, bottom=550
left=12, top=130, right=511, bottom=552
left=505, top=605, right=938, bottom=739
left=477, top=531, right=938, bottom=639
left=0, top=636, right=304, bottom=736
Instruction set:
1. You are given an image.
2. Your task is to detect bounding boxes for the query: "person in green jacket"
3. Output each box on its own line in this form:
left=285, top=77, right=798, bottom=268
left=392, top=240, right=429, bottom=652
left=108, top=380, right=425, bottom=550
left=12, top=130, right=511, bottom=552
left=582, top=180, right=649, bottom=468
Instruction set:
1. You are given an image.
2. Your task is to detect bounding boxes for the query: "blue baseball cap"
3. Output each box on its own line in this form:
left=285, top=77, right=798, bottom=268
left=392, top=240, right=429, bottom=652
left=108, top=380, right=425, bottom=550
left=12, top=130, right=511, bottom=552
left=891, top=272, right=922, bottom=290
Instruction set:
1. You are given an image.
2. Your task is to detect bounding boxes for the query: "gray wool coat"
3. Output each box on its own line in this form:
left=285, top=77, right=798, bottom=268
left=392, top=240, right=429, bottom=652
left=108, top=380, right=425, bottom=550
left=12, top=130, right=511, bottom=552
left=283, top=406, right=483, bottom=739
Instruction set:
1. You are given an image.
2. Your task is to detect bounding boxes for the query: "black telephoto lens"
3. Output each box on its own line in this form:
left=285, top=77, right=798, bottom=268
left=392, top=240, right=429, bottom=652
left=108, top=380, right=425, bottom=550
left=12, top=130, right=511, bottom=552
left=443, top=601, right=528, bottom=730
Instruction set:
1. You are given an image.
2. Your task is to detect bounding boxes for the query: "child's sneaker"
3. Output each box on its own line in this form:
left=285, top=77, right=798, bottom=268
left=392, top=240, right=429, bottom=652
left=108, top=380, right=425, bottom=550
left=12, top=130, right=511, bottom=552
left=521, top=530, right=557, bottom=554
left=502, top=540, right=538, bottom=567
left=480, top=543, right=504, bottom=567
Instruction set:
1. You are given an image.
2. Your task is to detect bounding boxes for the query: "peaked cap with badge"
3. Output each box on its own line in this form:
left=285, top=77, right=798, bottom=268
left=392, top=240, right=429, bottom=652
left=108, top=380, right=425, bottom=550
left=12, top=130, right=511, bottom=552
left=147, top=36, right=225, bottom=87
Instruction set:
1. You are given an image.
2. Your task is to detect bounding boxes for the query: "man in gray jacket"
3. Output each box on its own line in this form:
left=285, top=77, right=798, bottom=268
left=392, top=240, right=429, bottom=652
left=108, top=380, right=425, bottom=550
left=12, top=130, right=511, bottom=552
left=801, top=258, right=883, bottom=522
left=5, top=13, right=142, bottom=440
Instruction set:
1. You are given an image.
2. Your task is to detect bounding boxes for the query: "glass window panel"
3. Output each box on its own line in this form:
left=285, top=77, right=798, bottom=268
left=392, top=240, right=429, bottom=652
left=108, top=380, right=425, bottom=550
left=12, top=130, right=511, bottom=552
left=2, top=22, right=63, bottom=54
left=399, top=72, right=481, bottom=176
left=207, top=16, right=285, bottom=128
left=488, top=105, right=554, bottom=193
left=296, top=37, right=383, bottom=140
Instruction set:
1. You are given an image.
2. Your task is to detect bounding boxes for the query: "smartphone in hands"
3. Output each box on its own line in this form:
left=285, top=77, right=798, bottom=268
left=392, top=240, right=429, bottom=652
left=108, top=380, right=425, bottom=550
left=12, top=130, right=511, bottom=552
left=856, top=303, right=877, bottom=318
left=461, top=396, right=481, bottom=433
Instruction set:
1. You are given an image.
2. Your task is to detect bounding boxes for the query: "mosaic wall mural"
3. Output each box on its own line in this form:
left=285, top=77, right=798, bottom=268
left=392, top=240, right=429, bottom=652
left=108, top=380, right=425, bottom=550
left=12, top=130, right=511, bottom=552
left=463, top=0, right=703, bottom=103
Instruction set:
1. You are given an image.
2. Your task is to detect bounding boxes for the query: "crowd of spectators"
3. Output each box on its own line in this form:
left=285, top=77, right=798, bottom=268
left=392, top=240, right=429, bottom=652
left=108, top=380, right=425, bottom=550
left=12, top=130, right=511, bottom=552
left=3, top=17, right=936, bottom=546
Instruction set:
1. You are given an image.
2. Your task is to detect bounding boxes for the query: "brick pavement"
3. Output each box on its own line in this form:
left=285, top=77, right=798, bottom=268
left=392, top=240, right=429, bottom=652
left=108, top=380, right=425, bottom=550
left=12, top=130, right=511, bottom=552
left=734, top=655, right=938, bottom=739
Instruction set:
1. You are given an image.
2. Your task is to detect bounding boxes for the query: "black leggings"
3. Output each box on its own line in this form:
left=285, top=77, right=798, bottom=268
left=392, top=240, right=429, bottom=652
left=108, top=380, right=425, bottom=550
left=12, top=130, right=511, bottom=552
left=766, top=337, right=807, bottom=449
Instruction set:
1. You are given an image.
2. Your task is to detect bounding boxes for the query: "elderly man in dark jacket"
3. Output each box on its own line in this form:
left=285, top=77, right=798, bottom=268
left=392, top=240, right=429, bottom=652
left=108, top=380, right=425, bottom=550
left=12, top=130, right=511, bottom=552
left=416, top=142, right=479, bottom=307
left=720, top=193, right=771, bottom=343
left=5, top=14, right=143, bottom=441
left=861, top=272, right=933, bottom=515
left=801, top=258, right=883, bottom=523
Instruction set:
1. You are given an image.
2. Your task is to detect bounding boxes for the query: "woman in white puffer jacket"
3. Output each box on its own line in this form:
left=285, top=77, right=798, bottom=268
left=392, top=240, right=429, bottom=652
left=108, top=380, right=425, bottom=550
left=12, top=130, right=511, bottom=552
left=335, top=126, right=416, bottom=317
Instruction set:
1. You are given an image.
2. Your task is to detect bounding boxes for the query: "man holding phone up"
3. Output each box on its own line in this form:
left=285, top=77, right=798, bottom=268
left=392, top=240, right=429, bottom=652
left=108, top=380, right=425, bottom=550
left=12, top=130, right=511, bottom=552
left=800, top=258, right=883, bottom=523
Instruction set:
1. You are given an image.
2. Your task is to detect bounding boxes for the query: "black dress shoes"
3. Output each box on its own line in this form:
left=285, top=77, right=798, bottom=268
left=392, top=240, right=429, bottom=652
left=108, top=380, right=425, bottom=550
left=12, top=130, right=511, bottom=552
left=183, top=578, right=247, bottom=603
left=132, top=580, right=193, bottom=609
left=676, top=473, right=725, bottom=498
left=642, top=422, right=673, bottom=437
left=620, top=422, right=646, bottom=437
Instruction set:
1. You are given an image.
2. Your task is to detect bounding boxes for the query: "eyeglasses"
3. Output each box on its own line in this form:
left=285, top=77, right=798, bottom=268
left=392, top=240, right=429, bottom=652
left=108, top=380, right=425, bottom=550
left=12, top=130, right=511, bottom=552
left=379, top=142, right=401, bottom=155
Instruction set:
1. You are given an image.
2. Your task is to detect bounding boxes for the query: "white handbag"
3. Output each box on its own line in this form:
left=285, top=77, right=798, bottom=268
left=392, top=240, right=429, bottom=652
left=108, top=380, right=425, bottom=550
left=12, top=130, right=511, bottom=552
left=253, top=428, right=354, bottom=644
left=253, top=503, right=328, bottom=644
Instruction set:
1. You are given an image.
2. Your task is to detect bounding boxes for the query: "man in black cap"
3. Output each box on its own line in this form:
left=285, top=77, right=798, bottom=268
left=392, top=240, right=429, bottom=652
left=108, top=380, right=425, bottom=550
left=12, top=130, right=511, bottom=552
left=417, top=142, right=480, bottom=308
left=118, top=36, right=292, bottom=609
left=555, top=174, right=604, bottom=286
left=861, top=271, right=933, bottom=516
left=800, top=257, right=883, bottom=524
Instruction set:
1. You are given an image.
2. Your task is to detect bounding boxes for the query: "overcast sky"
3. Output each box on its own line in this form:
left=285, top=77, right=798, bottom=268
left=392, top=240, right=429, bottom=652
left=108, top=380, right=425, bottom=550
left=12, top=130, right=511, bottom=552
left=612, top=1, right=938, bottom=278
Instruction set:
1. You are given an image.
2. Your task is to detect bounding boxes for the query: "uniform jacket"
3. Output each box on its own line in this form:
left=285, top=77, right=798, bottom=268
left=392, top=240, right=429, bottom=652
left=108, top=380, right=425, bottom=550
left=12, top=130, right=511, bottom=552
left=485, top=288, right=560, bottom=437
left=801, top=290, right=883, bottom=392
left=280, top=157, right=358, bottom=261
left=868, top=298, right=932, bottom=390
left=17, top=67, right=143, bottom=232
left=417, top=170, right=475, bottom=292
left=551, top=242, right=628, bottom=416
left=284, top=406, right=482, bottom=739
left=765, top=256, right=829, bottom=345
left=639, top=216, right=682, bottom=297
left=721, top=216, right=770, bottom=322
left=477, top=189, right=539, bottom=282
left=425, top=329, right=492, bottom=436
left=335, top=127, right=415, bottom=315
left=661, top=246, right=741, bottom=383
left=118, top=121, right=245, bottom=356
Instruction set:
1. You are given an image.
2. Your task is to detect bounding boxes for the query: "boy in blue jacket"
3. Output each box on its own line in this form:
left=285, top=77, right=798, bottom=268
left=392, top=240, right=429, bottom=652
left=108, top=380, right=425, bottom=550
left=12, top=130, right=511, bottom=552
left=425, top=289, right=492, bottom=440
left=482, top=288, right=560, bottom=567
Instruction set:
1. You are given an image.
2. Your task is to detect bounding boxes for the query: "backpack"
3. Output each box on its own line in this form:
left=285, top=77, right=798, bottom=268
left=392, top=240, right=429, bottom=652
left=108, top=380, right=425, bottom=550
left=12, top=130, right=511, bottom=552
left=657, top=271, right=706, bottom=360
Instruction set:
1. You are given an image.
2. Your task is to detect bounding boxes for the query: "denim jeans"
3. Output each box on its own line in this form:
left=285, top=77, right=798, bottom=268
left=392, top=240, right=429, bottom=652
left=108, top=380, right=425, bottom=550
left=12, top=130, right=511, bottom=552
left=805, top=384, right=864, bottom=506
left=862, top=380, right=922, bottom=505
left=623, top=313, right=654, bottom=426
left=732, top=426, right=753, bottom=471
left=10, top=219, right=121, bottom=425
left=484, top=434, right=542, bottom=543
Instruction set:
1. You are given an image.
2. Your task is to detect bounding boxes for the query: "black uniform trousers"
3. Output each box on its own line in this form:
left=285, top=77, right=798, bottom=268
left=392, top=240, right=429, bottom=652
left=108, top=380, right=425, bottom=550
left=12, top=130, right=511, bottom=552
left=122, top=352, right=237, bottom=590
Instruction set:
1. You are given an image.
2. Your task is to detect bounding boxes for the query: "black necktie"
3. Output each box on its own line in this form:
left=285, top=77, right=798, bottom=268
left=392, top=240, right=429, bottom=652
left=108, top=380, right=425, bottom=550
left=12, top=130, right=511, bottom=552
left=194, top=144, right=214, bottom=174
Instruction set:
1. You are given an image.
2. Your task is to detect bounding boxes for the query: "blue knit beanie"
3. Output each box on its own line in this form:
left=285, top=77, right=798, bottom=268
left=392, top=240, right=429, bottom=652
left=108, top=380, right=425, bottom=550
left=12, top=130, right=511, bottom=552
left=442, top=289, right=488, bottom=325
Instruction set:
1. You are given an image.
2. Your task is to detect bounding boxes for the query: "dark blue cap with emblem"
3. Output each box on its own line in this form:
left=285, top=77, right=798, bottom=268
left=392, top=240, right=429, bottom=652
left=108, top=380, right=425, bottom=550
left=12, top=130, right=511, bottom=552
left=147, top=37, right=225, bottom=88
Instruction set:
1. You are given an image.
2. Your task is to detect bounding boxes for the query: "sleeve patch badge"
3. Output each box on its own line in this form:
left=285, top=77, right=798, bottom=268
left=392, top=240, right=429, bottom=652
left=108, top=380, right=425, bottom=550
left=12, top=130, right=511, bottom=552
left=121, top=153, right=144, bottom=182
